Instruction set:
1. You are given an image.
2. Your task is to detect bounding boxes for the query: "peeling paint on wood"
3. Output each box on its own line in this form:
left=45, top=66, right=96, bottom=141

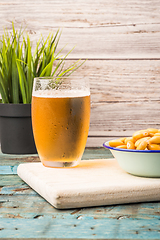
left=0, top=150, right=160, bottom=238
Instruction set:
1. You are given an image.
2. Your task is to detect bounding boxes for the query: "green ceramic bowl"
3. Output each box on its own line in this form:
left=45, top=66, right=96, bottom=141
left=103, top=141, right=160, bottom=177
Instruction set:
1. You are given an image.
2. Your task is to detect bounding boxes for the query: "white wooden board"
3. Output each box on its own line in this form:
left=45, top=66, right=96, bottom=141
left=17, top=159, right=160, bottom=209
left=1, top=0, right=160, bottom=58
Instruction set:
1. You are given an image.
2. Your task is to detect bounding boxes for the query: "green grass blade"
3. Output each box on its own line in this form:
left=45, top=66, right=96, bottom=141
left=52, top=59, right=64, bottom=76
left=33, top=36, right=42, bottom=75
left=53, top=29, right=62, bottom=51
left=12, top=51, right=19, bottom=103
left=0, top=71, right=9, bottom=103
left=35, top=34, right=52, bottom=76
left=58, top=59, right=87, bottom=78
left=2, top=36, right=9, bottom=72
left=51, top=47, right=76, bottom=77
left=0, top=25, right=85, bottom=103
left=54, top=44, right=68, bottom=59
left=33, top=36, right=41, bottom=60
left=45, top=35, right=53, bottom=61
left=23, top=38, right=28, bottom=63
left=26, top=35, right=34, bottom=103
left=45, top=45, right=56, bottom=76
left=39, top=61, right=52, bottom=77
left=12, top=21, right=16, bottom=36
left=16, top=60, right=28, bottom=103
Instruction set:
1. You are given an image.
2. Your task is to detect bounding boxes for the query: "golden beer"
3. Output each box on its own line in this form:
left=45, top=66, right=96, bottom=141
left=32, top=89, right=90, bottom=167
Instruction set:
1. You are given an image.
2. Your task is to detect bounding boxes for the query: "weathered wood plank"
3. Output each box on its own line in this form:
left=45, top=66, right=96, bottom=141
left=0, top=182, right=160, bottom=238
left=0, top=149, right=160, bottom=239
left=1, top=0, right=160, bottom=27
left=0, top=216, right=160, bottom=238
left=86, top=137, right=114, bottom=147
left=0, top=148, right=112, bottom=168
left=0, top=0, right=160, bottom=147
left=0, top=0, right=160, bottom=58
left=0, top=59, right=159, bottom=146
left=0, top=175, right=24, bottom=186
left=70, top=59, right=160, bottom=136
left=1, top=193, right=159, bottom=221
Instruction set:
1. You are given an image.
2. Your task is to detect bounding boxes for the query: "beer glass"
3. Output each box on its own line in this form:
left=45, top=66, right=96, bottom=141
left=32, top=76, right=90, bottom=167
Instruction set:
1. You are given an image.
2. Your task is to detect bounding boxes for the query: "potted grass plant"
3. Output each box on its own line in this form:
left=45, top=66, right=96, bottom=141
left=0, top=23, right=84, bottom=154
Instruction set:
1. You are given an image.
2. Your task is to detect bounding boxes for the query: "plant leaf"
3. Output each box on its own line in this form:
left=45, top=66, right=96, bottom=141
left=0, top=70, right=9, bottom=103
left=12, top=51, right=19, bottom=103
left=16, top=60, right=28, bottom=103
left=26, top=35, right=33, bottom=103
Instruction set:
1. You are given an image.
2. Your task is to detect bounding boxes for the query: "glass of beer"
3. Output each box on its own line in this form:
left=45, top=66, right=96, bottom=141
left=32, top=76, right=90, bottom=168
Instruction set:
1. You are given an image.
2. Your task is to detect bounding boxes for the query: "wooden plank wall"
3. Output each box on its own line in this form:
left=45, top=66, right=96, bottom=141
left=0, top=0, right=160, bottom=147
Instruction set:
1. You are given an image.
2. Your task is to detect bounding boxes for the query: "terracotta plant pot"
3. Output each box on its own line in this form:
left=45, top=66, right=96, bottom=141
left=0, top=103, right=37, bottom=154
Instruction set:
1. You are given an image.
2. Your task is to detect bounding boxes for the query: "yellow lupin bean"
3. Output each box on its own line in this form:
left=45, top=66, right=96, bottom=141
left=148, top=136, right=160, bottom=144
left=109, top=128, right=160, bottom=151
left=147, top=143, right=160, bottom=150
left=147, top=128, right=158, bottom=134
left=154, top=132, right=160, bottom=136
left=127, top=141, right=135, bottom=149
left=149, top=133, right=154, bottom=137
left=132, top=129, right=150, bottom=142
left=109, top=139, right=124, bottom=147
left=135, top=137, right=150, bottom=148
left=136, top=139, right=148, bottom=150
left=116, top=145, right=127, bottom=149
left=118, top=137, right=126, bottom=143
left=124, top=137, right=134, bottom=144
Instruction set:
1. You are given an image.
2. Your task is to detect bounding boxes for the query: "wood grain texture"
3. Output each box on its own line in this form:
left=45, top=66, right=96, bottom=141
left=0, top=148, right=112, bottom=173
left=0, top=0, right=160, bottom=146
left=0, top=2, right=160, bottom=238
left=17, top=160, right=160, bottom=209
left=68, top=59, right=160, bottom=146
left=0, top=0, right=160, bottom=58
left=0, top=152, right=160, bottom=239
left=0, top=217, right=160, bottom=238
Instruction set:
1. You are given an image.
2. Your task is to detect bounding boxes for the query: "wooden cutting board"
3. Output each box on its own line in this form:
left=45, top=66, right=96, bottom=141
left=17, top=159, right=160, bottom=209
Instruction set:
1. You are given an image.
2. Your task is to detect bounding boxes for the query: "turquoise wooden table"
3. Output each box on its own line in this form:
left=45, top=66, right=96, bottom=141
left=0, top=148, right=160, bottom=239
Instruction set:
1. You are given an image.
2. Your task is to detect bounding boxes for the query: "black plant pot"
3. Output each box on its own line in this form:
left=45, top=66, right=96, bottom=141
left=0, top=103, right=37, bottom=154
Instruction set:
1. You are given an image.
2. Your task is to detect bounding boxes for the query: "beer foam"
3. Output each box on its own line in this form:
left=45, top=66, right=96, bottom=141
left=32, top=89, right=90, bottom=98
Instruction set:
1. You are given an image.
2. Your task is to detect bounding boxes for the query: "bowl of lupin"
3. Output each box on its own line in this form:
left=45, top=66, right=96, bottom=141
left=103, top=128, right=160, bottom=177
